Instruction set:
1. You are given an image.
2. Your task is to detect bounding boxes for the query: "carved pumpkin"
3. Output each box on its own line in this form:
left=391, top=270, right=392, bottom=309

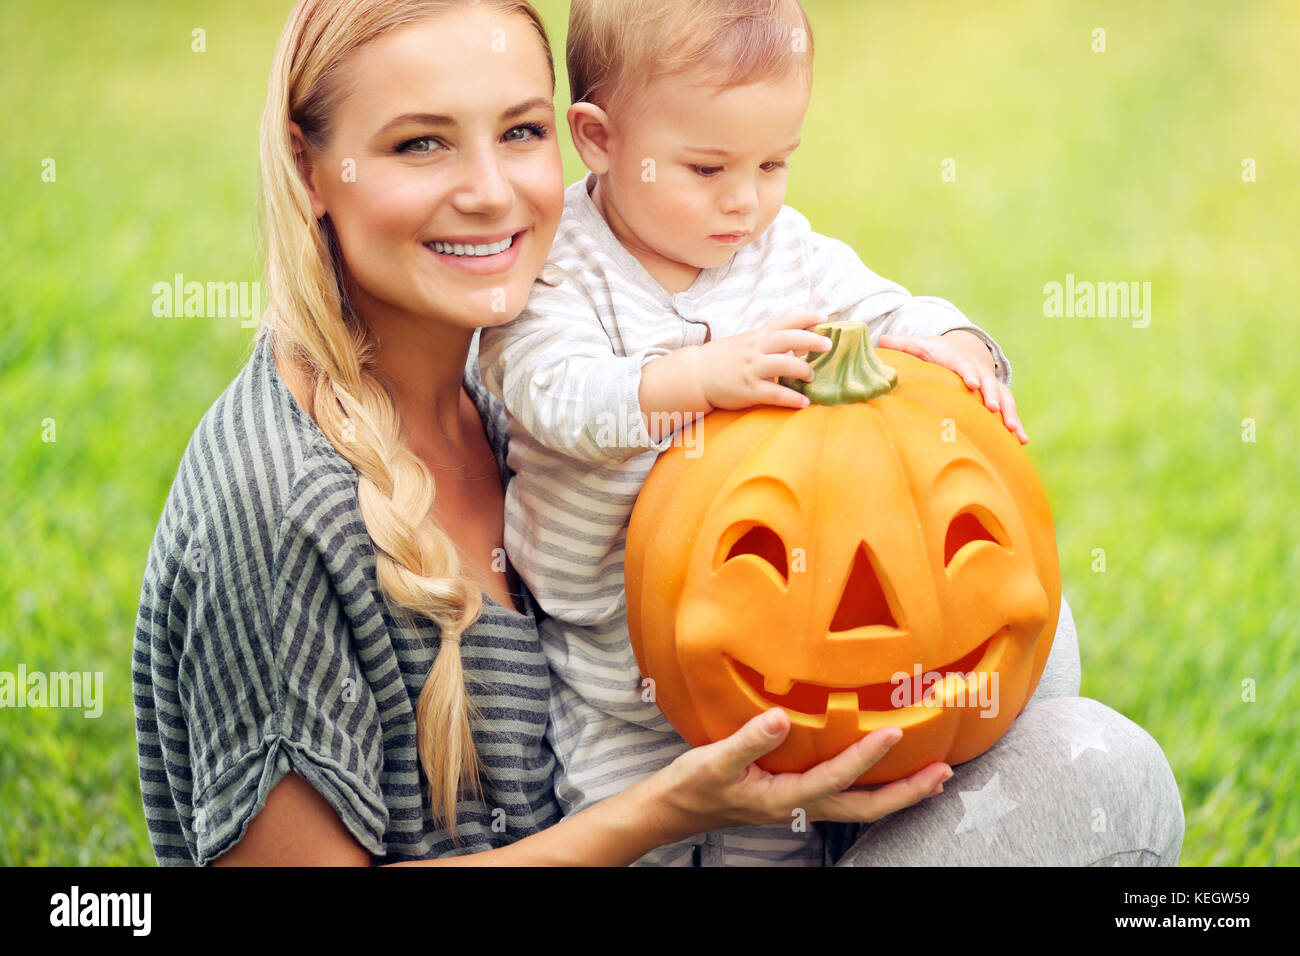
left=625, top=322, right=1060, bottom=784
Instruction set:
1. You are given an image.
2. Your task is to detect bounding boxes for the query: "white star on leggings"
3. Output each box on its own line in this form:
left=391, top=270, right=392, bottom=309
left=1067, top=722, right=1109, bottom=761
left=954, top=771, right=1018, bottom=845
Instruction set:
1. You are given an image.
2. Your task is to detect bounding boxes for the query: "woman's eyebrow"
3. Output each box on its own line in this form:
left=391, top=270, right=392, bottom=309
left=372, top=97, right=553, bottom=138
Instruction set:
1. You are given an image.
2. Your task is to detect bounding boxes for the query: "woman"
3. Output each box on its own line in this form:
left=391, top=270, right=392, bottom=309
left=132, top=0, right=1184, bottom=866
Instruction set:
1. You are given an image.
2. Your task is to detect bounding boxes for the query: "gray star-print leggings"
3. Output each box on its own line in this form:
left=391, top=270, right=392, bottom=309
left=832, top=595, right=1186, bottom=866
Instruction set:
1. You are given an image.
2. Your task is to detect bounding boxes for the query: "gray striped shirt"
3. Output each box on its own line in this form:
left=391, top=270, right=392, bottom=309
left=132, top=329, right=560, bottom=866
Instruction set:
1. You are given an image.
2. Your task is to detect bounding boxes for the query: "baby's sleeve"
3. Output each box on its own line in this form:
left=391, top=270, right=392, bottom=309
left=797, top=216, right=1012, bottom=385
left=478, top=271, right=677, bottom=465
left=133, top=465, right=389, bottom=865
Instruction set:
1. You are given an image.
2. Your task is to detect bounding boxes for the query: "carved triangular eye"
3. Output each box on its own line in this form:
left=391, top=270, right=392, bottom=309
left=944, top=509, right=1009, bottom=566
left=830, top=543, right=898, bottom=632
left=721, top=524, right=788, bottom=582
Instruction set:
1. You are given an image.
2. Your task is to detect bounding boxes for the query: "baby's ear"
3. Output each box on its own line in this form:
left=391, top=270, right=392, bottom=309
left=567, top=102, right=614, bottom=175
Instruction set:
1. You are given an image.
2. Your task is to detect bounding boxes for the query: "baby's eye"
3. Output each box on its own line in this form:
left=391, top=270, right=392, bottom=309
left=398, top=136, right=444, bottom=155
left=691, top=164, right=723, bottom=178
left=761, top=160, right=789, bottom=171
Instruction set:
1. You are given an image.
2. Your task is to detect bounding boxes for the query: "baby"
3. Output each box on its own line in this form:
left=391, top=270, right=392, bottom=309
left=479, top=0, right=1024, bottom=865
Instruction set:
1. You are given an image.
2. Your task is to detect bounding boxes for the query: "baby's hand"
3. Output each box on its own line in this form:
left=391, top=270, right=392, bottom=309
left=877, top=331, right=1029, bottom=443
left=700, top=311, right=833, bottom=411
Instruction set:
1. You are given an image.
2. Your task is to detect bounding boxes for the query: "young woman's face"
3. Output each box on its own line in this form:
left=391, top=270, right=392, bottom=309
left=300, top=7, right=564, bottom=330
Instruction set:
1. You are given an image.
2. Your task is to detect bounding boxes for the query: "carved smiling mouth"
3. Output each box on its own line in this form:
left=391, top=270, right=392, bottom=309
left=726, top=627, right=1010, bottom=716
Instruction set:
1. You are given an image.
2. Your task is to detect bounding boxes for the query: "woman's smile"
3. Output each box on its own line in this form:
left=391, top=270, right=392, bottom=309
left=423, top=227, right=528, bottom=274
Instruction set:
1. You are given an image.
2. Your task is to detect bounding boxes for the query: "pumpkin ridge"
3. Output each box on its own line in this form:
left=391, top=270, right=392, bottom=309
left=883, top=387, right=1027, bottom=571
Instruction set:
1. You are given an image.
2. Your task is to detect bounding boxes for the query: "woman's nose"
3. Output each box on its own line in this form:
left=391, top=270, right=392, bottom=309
left=451, top=143, right=515, bottom=216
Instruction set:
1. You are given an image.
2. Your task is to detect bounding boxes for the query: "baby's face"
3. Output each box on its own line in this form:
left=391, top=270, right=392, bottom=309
left=600, top=70, right=810, bottom=272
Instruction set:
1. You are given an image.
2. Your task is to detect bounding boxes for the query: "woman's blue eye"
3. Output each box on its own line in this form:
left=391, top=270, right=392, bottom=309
left=692, top=165, right=723, bottom=177
left=504, top=123, right=548, bottom=142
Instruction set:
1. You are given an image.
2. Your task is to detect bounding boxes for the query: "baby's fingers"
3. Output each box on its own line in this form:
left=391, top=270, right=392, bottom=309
left=763, top=329, right=833, bottom=357
left=998, top=384, right=1028, bottom=443
left=761, top=311, right=827, bottom=333
left=758, top=352, right=818, bottom=384
left=974, top=365, right=1000, bottom=413
left=876, top=334, right=945, bottom=368
left=751, top=378, right=814, bottom=409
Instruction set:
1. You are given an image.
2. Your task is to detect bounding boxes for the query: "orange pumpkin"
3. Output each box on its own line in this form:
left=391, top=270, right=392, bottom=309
left=625, top=322, right=1060, bottom=785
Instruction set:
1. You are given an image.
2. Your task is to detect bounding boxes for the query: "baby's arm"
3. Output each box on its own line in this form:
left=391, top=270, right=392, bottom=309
left=798, top=218, right=1027, bottom=442
left=484, top=273, right=836, bottom=452
left=479, top=272, right=682, bottom=464
left=636, top=310, right=833, bottom=440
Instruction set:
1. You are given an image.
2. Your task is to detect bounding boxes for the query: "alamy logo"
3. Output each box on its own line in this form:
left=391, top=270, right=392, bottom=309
left=592, top=409, right=705, bottom=457
left=49, top=886, right=151, bottom=936
left=0, top=665, right=103, bottom=718
left=152, top=273, right=263, bottom=327
left=890, top=664, right=1000, bottom=718
left=1042, top=273, right=1151, bottom=328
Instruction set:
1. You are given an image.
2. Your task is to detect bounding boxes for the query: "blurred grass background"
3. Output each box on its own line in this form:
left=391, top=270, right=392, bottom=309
left=1, top=0, right=1295, bottom=865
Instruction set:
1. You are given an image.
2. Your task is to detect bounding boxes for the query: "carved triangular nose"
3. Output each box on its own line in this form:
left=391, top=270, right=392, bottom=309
left=829, top=543, right=899, bottom=632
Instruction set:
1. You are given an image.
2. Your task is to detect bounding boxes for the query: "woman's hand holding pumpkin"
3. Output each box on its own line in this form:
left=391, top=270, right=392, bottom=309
left=877, top=330, right=1029, bottom=443
left=646, top=708, right=952, bottom=836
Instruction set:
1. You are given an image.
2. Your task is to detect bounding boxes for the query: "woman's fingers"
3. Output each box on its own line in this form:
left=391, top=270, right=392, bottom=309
left=773, top=726, right=905, bottom=808
left=710, top=709, right=792, bottom=779
left=811, top=761, right=954, bottom=823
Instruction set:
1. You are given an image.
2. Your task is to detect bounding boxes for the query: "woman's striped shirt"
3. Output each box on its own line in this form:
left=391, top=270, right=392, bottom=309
left=132, top=329, right=560, bottom=866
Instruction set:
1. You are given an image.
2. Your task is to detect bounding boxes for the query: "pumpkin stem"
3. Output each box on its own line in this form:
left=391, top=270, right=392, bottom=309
left=780, top=321, right=899, bottom=406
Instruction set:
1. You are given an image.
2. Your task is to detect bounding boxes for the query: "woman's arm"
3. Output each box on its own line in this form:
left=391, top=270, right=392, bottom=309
left=216, top=711, right=951, bottom=866
left=211, top=772, right=373, bottom=866
left=212, top=768, right=679, bottom=866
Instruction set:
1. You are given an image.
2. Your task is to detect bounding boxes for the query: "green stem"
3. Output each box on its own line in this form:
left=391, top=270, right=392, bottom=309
left=779, top=321, right=899, bottom=406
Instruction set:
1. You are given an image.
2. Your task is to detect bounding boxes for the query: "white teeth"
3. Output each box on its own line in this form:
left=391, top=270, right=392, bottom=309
left=430, top=235, right=515, bottom=257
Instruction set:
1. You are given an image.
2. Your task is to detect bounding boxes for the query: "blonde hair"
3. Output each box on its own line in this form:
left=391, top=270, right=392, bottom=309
left=255, top=0, right=553, bottom=836
left=567, top=0, right=813, bottom=112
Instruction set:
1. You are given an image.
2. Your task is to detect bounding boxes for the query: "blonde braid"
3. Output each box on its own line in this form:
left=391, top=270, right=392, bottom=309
left=311, top=333, right=488, bottom=831
left=255, top=0, right=555, bottom=835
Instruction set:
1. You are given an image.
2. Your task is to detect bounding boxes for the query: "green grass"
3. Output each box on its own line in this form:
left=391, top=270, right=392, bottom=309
left=1, top=0, right=1295, bottom=865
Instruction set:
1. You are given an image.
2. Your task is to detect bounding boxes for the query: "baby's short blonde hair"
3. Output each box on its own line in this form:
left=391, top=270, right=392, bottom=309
left=567, top=0, right=813, bottom=113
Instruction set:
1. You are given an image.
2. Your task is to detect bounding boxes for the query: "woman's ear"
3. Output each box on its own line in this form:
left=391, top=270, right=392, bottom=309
left=567, top=102, right=614, bottom=176
left=289, top=121, right=328, bottom=220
